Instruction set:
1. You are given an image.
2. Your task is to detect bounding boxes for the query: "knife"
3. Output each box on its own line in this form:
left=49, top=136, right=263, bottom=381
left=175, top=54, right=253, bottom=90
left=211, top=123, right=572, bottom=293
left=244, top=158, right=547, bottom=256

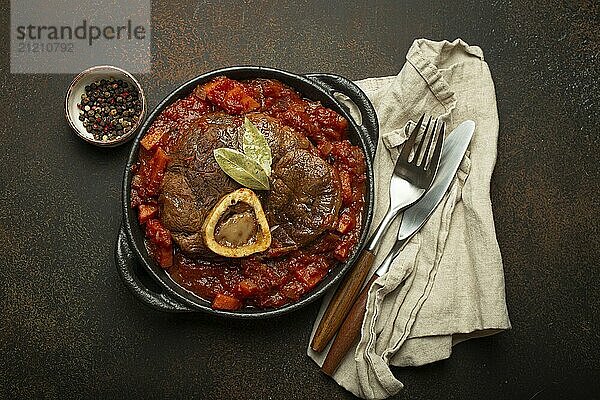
left=321, top=120, right=475, bottom=376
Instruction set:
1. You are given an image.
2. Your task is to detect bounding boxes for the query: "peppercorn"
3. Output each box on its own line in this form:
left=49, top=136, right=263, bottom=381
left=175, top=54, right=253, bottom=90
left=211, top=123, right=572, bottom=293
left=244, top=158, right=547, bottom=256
left=77, top=76, right=143, bottom=141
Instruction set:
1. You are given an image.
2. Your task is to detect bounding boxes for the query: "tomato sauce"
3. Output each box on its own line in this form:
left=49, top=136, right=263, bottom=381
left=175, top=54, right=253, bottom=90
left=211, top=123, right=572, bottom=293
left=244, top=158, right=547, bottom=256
left=131, top=77, right=367, bottom=310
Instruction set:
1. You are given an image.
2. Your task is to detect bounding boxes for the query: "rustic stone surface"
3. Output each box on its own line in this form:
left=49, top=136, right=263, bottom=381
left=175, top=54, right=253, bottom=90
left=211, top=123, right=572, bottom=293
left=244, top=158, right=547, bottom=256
left=0, top=0, right=598, bottom=399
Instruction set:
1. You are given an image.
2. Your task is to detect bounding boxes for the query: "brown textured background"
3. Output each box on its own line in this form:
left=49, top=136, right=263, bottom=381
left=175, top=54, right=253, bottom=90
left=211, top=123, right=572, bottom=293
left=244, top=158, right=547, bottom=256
left=1, top=0, right=599, bottom=399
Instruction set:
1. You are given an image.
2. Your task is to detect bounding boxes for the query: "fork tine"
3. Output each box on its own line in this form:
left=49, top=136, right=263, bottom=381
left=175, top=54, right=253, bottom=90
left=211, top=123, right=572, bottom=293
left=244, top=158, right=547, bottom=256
left=416, top=117, right=435, bottom=165
left=425, top=122, right=445, bottom=171
left=398, top=114, right=425, bottom=161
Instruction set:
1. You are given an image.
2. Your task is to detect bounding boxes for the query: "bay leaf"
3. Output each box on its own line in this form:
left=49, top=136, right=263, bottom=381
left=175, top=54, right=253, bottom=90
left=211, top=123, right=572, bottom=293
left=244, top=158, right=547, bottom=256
left=213, top=148, right=270, bottom=191
left=243, top=117, right=272, bottom=176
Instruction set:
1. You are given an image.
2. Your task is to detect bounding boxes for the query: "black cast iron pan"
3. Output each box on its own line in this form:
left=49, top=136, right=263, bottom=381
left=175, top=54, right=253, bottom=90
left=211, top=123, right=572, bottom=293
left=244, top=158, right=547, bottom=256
left=116, top=66, right=379, bottom=318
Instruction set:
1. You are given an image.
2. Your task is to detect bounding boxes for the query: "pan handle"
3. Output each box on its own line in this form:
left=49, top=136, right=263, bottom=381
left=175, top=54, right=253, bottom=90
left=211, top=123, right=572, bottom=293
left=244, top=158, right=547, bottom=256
left=305, top=73, right=379, bottom=160
left=115, top=226, right=194, bottom=313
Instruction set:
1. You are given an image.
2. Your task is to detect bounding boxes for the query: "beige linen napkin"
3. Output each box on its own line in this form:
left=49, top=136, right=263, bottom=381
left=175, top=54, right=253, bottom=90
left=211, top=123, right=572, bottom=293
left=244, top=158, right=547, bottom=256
left=308, top=38, right=511, bottom=399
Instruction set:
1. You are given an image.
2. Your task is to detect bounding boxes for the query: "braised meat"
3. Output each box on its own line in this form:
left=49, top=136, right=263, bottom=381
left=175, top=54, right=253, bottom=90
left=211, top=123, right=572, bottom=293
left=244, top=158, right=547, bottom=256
left=158, top=112, right=333, bottom=257
left=159, top=114, right=239, bottom=256
left=267, top=150, right=341, bottom=247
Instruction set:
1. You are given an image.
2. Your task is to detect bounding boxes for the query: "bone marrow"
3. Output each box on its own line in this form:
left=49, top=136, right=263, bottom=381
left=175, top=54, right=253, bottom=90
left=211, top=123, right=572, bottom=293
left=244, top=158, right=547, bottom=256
left=202, top=188, right=271, bottom=258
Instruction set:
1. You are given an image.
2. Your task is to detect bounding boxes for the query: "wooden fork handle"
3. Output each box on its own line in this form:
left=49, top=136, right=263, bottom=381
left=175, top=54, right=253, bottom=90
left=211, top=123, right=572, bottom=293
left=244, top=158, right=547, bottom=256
left=311, top=249, right=376, bottom=353
left=321, top=274, right=379, bottom=376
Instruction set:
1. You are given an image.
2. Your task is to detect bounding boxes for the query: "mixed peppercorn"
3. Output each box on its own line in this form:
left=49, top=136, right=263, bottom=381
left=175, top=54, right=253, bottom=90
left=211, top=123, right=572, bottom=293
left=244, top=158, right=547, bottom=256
left=77, top=77, right=142, bottom=142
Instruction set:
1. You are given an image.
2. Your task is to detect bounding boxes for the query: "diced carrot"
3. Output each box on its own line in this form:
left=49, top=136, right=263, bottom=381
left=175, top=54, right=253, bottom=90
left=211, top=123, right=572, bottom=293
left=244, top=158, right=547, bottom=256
left=138, top=204, right=158, bottom=224
left=201, top=79, right=221, bottom=95
left=140, top=126, right=167, bottom=151
left=145, top=147, right=170, bottom=195
left=153, top=147, right=170, bottom=171
left=238, top=92, right=260, bottom=111
left=339, top=170, right=352, bottom=206
left=237, top=279, right=258, bottom=297
left=336, top=211, right=355, bottom=234
left=212, top=293, right=242, bottom=311
left=223, top=86, right=260, bottom=114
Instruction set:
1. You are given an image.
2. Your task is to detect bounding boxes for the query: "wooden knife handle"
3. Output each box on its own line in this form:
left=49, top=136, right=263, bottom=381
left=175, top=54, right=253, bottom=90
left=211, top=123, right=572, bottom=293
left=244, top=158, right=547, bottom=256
left=311, top=249, right=376, bottom=353
left=321, top=274, right=378, bottom=376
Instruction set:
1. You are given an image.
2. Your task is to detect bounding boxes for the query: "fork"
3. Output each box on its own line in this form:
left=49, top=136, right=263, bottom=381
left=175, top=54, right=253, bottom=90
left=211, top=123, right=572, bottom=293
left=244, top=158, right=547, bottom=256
left=310, top=114, right=445, bottom=353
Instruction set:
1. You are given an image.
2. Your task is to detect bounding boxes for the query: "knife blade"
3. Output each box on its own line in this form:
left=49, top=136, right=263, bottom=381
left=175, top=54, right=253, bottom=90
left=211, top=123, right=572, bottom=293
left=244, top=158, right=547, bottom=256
left=321, top=119, right=475, bottom=376
left=375, top=119, right=475, bottom=276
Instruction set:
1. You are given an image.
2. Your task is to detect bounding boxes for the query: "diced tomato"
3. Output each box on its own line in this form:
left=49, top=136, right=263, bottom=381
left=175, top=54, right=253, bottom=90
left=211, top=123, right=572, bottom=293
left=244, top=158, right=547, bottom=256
left=254, top=293, right=282, bottom=309
left=294, top=266, right=327, bottom=290
left=201, top=77, right=234, bottom=104
left=212, top=293, right=242, bottom=311
left=223, top=86, right=260, bottom=114
left=138, top=204, right=158, bottom=224
left=336, top=211, right=355, bottom=234
left=279, top=280, right=305, bottom=301
left=162, top=97, right=212, bottom=122
left=334, top=241, right=352, bottom=261
left=260, top=79, right=298, bottom=99
left=155, top=245, right=173, bottom=268
left=145, top=219, right=172, bottom=247
left=314, top=106, right=347, bottom=130
left=266, top=99, right=348, bottom=143
left=241, top=259, right=284, bottom=291
left=202, top=76, right=260, bottom=114
left=339, top=169, right=352, bottom=206
left=292, top=256, right=328, bottom=290
left=317, top=140, right=333, bottom=157
left=330, top=140, right=352, bottom=163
